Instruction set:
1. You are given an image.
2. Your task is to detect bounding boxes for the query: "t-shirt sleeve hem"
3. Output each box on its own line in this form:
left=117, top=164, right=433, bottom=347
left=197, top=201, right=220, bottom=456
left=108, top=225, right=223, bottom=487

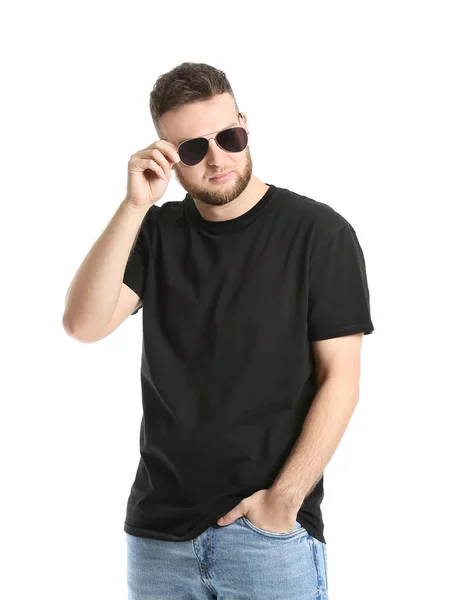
left=123, top=276, right=143, bottom=315
left=123, top=275, right=141, bottom=299
left=309, top=320, right=374, bottom=342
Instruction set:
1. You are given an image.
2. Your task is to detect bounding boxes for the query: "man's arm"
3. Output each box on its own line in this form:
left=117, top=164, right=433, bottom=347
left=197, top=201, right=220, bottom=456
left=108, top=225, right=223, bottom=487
left=269, top=333, right=363, bottom=508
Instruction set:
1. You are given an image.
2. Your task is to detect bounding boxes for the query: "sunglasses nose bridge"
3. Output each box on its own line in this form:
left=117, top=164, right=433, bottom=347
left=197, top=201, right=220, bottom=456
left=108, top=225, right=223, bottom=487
left=204, top=133, right=225, bottom=156
left=204, top=133, right=220, bottom=146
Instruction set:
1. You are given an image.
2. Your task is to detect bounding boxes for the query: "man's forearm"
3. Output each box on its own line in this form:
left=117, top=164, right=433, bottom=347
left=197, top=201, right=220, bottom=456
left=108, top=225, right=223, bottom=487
left=269, top=375, right=360, bottom=508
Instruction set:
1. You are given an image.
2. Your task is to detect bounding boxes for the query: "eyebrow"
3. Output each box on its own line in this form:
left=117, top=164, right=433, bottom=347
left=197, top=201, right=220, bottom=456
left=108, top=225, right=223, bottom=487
left=176, top=122, right=238, bottom=147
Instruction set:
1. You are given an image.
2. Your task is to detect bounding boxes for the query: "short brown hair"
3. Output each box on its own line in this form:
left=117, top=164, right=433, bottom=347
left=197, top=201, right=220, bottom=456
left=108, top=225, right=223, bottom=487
left=149, top=62, right=240, bottom=137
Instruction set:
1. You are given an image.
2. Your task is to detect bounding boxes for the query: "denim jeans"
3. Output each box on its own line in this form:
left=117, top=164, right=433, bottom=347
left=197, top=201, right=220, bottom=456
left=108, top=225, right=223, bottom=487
left=126, top=516, right=328, bottom=599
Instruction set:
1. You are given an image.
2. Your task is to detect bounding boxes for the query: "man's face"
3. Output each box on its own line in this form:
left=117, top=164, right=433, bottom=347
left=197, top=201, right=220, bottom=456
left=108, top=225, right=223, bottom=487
left=158, top=93, right=253, bottom=207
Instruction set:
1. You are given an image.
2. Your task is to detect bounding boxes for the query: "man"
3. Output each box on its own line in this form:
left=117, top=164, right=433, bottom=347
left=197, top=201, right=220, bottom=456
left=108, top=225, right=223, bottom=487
left=63, top=62, right=374, bottom=599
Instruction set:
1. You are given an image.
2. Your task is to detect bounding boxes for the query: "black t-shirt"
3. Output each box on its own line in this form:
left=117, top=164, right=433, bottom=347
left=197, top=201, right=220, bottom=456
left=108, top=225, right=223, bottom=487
left=122, top=183, right=374, bottom=544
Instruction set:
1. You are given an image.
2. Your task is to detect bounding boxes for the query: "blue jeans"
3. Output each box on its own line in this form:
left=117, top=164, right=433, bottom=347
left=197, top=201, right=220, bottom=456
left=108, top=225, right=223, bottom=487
left=126, top=517, right=328, bottom=599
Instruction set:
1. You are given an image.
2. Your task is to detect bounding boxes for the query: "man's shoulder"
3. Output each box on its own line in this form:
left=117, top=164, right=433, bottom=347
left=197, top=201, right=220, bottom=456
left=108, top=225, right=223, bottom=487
left=151, top=198, right=184, bottom=213
left=144, top=197, right=184, bottom=225
left=274, top=185, right=352, bottom=236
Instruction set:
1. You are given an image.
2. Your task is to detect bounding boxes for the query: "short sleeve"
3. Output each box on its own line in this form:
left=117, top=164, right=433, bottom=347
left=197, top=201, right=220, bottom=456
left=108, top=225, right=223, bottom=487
left=123, top=221, right=150, bottom=316
left=307, top=224, right=374, bottom=341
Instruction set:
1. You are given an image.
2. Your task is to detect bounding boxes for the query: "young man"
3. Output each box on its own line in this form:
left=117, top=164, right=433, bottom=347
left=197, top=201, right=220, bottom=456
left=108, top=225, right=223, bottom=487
left=64, top=62, right=374, bottom=599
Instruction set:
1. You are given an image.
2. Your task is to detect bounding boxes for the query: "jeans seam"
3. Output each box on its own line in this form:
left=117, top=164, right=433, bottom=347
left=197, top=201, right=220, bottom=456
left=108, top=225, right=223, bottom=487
left=322, top=543, right=328, bottom=590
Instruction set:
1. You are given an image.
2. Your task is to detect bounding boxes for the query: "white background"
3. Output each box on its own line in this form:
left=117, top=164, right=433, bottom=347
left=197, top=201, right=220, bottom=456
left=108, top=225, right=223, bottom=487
left=1, top=1, right=449, bottom=598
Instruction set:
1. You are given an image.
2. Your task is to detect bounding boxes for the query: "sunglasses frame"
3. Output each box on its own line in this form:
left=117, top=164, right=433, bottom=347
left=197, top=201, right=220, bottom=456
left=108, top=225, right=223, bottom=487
left=176, top=121, right=250, bottom=167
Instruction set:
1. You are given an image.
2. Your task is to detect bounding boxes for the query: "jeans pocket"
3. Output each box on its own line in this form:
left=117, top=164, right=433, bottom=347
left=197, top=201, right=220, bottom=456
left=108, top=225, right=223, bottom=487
left=241, top=516, right=306, bottom=538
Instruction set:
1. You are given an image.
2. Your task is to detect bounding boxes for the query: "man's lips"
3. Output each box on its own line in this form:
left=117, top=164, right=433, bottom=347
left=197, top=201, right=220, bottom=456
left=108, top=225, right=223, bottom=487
left=210, top=171, right=233, bottom=180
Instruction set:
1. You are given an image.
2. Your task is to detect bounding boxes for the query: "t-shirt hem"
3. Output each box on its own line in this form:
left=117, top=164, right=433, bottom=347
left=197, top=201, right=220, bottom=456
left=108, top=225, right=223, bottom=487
left=124, top=519, right=326, bottom=545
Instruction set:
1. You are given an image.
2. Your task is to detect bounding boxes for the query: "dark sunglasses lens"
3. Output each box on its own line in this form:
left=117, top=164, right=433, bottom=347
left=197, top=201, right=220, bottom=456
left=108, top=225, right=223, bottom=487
left=217, top=127, right=248, bottom=152
left=179, top=138, right=209, bottom=166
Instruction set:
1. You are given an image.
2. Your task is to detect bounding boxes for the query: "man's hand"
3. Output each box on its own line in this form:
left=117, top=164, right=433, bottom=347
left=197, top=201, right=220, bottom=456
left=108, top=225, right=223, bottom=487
left=216, top=489, right=303, bottom=533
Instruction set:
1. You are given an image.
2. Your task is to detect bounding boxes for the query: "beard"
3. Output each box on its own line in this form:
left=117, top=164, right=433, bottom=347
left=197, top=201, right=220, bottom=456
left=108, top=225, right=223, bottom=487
left=173, top=147, right=253, bottom=207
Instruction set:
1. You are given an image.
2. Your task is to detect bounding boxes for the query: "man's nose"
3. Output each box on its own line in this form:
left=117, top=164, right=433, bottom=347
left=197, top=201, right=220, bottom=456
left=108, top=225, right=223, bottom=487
left=205, top=137, right=227, bottom=162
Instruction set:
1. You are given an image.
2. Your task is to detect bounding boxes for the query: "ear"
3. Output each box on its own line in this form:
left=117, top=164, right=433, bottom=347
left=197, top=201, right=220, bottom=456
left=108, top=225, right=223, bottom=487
left=239, top=112, right=248, bottom=131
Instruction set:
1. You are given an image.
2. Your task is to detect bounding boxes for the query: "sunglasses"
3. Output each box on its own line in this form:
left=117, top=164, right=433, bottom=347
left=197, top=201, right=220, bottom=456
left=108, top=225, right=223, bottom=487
left=176, top=125, right=249, bottom=166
